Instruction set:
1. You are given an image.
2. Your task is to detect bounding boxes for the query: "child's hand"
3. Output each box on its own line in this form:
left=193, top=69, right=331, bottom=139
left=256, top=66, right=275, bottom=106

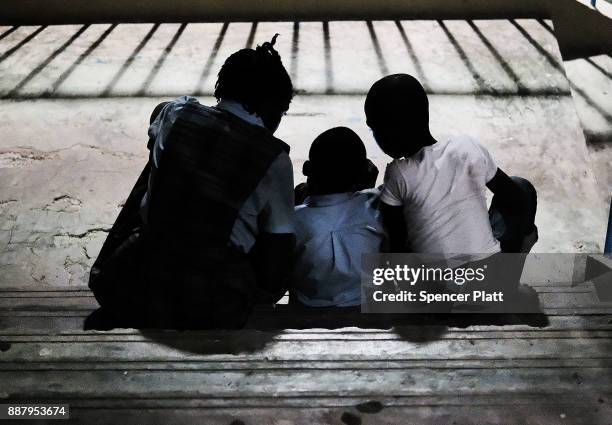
left=294, top=182, right=310, bottom=205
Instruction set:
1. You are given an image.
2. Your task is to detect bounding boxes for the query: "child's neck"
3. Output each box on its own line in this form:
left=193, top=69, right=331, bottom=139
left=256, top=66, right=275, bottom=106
left=404, top=131, right=437, bottom=158
left=308, top=187, right=353, bottom=196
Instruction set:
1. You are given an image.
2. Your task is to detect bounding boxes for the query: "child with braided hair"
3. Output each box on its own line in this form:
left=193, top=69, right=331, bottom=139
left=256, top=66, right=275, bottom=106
left=88, top=35, right=297, bottom=329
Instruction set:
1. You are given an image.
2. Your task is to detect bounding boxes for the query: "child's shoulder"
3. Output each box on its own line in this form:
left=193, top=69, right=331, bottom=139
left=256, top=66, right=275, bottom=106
left=356, top=187, right=382, bottom=202
left=442, top=136, right=493, bottom=161
left=383, top=158, right=410, bottom=182
left=168, top=95, right=201, bottom=111
left=350, top=189, right=383, bottom=217
left=294, top=203, right=310, bottom=215
left=446, top=135, right=487, bottom=151
left=293, top=203, right=317, bottom=232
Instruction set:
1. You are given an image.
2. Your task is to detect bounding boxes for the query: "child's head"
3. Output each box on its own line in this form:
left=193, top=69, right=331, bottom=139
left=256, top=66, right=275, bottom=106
left=214, top=34, right=293, bottom=133
left=365, top=74, right=430, bottom=158
left=303, top=127, right=368, bottom=195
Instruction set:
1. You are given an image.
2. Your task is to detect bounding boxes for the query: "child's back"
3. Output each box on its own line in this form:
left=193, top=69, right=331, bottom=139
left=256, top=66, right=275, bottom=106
left=380, top=135, right=500, bottom=254
left=292, top=190, right=383, bottom=306
left=366, top=74, right=537, bottom=255
left=290, top=127, right=384, bottom=307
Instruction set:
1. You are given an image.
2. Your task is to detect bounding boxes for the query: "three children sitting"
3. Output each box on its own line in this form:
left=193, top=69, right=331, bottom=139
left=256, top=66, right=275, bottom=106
left=291, top=73, right=538, bottom=307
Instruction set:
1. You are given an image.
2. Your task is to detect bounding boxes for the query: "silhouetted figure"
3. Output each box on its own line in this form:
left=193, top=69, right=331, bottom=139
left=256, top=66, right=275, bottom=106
left=290, top=127, right=384, bottom=307
left=87, top=35, right=295, bottom=330
left=364, top=74, right=538, bottom=255
left=365, top=73, right=540, bottom=312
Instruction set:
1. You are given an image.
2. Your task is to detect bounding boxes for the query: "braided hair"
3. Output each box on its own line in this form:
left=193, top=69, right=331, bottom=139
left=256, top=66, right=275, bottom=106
left=214, top=34, right=293, bottom=117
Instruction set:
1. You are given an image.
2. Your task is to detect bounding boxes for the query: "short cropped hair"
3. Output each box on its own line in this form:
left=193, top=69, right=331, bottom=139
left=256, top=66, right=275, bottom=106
left=214, top=34, right=293, bottom=115
left=364, top=74, right=429, bottom=130
left=308, top=127, right=367, bottom=193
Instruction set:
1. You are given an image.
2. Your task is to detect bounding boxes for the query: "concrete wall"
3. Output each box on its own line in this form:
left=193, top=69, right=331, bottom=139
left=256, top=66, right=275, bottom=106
left=2, top=0, right=611, bottom=59
left=0, top=0, right=555, bottom=24
left=549, top=1, right=612, bottom=59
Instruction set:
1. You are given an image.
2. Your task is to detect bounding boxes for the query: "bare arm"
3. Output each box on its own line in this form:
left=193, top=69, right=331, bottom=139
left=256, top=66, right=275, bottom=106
left=486, top=168, right=529, bottom=214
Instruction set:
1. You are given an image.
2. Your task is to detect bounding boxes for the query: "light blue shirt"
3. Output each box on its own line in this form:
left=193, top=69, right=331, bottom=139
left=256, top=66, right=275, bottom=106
left=291, top=190, right=385, bottom=307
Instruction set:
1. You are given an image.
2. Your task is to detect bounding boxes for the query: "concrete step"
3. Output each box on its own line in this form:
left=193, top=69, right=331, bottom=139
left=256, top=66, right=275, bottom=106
left=0, top=284, right=609, bottom=314
left=1, top=288, right=610, bottom=423
left=10, top=403, right=609, bottom=425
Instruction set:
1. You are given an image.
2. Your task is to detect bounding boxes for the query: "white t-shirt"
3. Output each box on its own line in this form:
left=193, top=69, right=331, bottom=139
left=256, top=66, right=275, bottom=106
left=380, top=136, right=501, bottom=255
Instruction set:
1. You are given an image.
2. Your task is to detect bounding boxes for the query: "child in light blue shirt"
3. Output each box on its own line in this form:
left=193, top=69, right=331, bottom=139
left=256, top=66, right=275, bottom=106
left=290, top=127, right=385, bottom=307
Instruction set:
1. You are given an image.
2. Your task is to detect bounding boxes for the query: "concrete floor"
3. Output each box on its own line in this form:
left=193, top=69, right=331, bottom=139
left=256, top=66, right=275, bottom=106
left=563, top=54, right=612, bottom=202
left=0, top=20, right=609, bottom=287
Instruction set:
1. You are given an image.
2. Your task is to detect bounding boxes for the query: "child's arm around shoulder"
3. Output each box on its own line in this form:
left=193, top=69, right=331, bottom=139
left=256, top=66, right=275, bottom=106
left=379, top=161, right=409, bottom=253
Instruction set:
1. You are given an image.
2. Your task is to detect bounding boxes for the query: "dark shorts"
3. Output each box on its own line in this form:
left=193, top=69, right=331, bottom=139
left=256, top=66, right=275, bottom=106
left=91, top=238, right=255, bottom=330
left=489, top=176, right=538, bottom=253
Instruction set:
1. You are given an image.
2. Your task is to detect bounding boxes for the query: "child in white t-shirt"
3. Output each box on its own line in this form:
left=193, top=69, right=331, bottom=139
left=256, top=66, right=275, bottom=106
left=364, top=74, right=538, bottom=255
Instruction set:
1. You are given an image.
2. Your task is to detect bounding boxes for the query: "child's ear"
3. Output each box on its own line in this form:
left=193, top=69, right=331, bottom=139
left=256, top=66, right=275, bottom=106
left=302, top=160, right=311, bottom=177
left=357, top=158, right=379, bottom=190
